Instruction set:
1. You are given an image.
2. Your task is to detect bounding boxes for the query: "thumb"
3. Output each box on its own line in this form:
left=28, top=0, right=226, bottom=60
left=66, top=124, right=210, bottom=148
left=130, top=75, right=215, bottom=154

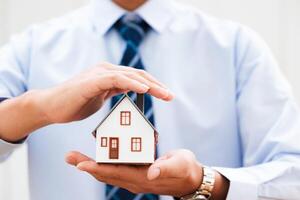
left=147, top=154, right=184, bottom=181
left=65, top=151, right=93, bottom=166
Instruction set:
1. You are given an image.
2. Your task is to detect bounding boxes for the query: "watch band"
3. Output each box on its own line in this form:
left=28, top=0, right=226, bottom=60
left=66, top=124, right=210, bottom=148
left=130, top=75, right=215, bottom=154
left=179, top=193, right=208, bottom=200
left=199, top=166, right=215, bottom=198
left=180, top=166, right=216, bottom=200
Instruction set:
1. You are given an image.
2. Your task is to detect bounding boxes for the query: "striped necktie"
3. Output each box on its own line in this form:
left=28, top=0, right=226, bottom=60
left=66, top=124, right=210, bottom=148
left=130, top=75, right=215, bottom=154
left=106, top=14, right=159, bottom=200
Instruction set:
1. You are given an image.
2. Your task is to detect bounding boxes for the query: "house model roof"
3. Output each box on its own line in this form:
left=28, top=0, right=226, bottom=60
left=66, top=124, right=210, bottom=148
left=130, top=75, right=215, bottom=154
left=92, top=93, right=158, bottom=137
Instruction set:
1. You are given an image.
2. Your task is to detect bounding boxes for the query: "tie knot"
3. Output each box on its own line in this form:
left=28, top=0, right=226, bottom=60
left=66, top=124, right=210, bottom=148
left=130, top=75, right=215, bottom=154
left=115, top=14, right=150, bottom=47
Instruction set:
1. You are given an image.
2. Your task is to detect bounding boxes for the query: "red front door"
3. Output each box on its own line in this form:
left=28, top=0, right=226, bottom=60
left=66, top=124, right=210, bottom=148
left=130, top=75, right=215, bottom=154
left=109, top=137, right=119, bottom=159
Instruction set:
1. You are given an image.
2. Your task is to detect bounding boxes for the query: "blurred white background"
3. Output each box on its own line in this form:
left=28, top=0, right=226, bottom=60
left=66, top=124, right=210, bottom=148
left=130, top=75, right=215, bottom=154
left=0, top=0, right=299, bottom=199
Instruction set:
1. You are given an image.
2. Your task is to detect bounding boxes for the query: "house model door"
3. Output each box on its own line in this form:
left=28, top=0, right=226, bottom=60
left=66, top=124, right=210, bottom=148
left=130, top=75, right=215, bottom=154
left=109, top=137, right=119, bottom=159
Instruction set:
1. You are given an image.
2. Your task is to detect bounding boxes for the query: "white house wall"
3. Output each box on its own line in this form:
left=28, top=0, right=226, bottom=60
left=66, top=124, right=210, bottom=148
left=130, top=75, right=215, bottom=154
left=96, top=97, right=155, bottom=163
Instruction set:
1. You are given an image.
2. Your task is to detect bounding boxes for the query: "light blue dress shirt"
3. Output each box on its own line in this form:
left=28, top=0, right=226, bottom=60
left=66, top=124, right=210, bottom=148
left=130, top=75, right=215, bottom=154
left=1, top=0, right=300, bottom=199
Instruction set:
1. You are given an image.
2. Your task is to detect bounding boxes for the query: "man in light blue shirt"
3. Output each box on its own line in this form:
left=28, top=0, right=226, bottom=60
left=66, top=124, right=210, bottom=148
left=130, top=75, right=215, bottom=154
left=1, top=0, right=300, bottom=199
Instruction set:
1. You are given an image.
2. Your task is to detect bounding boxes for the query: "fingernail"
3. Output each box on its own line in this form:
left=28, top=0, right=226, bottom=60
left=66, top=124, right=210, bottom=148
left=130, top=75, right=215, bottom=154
left=148, top=167, right=160, bottom=180
left=162, top=89, right=174, bottom=100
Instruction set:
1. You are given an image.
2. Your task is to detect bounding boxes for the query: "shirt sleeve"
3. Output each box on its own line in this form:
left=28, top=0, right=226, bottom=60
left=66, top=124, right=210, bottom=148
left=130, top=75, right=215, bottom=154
left=0, top=28, right=33, bottom=161
left=214, top=26, right=300, bottom=200
left=0, top=134, right=27, bottom=162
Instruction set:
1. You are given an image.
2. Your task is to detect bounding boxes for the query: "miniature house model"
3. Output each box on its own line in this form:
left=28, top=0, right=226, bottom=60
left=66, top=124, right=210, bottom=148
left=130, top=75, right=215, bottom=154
left=92, top=94, right=158, bottom=164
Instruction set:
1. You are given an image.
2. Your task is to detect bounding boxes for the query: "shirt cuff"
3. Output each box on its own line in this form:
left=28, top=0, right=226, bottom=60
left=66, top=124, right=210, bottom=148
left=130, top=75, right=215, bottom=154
left=0, top=97, right=28, bottom=161
left=213, top=167, right=258, bottom=200
left=0, top=137, right=26, bottom=158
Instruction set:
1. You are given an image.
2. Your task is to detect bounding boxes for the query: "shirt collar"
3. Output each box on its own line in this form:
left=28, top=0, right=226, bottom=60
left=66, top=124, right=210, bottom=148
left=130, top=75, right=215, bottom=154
left=89, top=0, right=174, bottom=35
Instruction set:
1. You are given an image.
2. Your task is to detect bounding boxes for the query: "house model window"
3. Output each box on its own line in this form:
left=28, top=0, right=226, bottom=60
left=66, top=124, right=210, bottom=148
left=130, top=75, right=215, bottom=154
left=101, top=137, right=107, bottom=147
left=120, top=111, right=131, bottom=125
left=131, top=137, right=142, bottom=152
left=111, top=138, right=118, bottom=148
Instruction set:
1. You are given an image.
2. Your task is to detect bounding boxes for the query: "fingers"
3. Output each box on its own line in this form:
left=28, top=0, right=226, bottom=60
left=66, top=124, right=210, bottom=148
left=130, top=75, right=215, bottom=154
left=147, top=156, right=182, bottom=180
left=65, top=150, right=148, bottom=184
left=77, top=160, right=100, bottom=173
left=104, top=89, right=129, bottom=100
left=88, top=73, right=149, bottom=97
left=65, top=151, right=93, bottom=166
left=108, top=74, right=150, bottom=94
left=96, top=63, right=174, bottom=101
left=76, top=161, right=144, bottom=194
left=121, top=71, right=172, bottom=101
left=110, top=65, right=167, bottom=89
left=147, top=150, right=195, bottom=180
left=77, top=161, right=148, bottom=181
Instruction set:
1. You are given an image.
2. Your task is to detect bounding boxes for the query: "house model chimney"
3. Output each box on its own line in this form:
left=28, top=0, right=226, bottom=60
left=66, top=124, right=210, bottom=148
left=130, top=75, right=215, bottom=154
left=136, top=93, right=144, bottom=113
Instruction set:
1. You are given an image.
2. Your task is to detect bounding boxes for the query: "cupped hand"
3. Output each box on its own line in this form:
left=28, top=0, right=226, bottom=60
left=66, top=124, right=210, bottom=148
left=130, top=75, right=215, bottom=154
left=65, top=149, right=203, bottom=197
left=37, top=62, right=173, bottom=124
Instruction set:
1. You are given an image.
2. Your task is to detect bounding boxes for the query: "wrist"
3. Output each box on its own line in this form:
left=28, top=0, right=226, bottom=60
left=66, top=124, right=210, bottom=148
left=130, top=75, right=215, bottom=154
left=193, top=162, right=204, bottom=190
left=180, top=166, right=229, bottom=200
left=24, top=89, right=52, bottom=126
left=0, top=90, right=51, bottom=142
left=185, top=161, right=204, bottom=196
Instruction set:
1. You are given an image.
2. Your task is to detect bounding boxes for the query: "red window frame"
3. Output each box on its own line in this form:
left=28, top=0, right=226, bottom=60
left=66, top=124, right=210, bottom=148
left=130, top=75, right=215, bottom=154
left=120, top=111, right=131, bottom=126
left=101, top=137, right=108, bottom=147
left=131, top=137, right=142, bottom=152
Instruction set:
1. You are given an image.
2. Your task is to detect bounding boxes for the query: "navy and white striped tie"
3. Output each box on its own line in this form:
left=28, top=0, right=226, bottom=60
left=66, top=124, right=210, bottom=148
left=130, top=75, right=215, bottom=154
left=107, top=15, right=159, bottom=200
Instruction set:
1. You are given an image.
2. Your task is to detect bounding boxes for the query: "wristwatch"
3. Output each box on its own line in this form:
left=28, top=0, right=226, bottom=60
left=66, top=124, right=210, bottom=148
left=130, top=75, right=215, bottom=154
left=179, top=166, right=216, bottom=200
